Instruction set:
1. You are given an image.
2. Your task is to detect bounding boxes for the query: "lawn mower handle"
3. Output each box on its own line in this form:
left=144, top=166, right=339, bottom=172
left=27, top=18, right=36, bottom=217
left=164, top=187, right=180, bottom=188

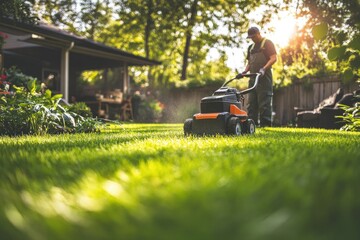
left=240, top=73, right=261, bottom=95
left=221, top=73, right=261, bottom=95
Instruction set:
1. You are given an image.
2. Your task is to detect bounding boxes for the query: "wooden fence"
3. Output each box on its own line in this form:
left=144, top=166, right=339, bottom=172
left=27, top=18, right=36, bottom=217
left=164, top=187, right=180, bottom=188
left=160, top=76, right=358, bottom=125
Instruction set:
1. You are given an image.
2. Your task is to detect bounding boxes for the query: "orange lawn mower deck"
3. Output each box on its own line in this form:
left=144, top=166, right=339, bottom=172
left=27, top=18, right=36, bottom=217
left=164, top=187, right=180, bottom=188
left=183, top=73, right=261, bottom=136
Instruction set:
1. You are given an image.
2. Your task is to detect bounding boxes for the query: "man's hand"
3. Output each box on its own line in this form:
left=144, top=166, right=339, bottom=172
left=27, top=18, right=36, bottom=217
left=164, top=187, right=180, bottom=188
left=259, top=68, right=266, bottom=76
left=236, top=73, right=243, bottom=79
left=236, top=71, right=248, bottom=79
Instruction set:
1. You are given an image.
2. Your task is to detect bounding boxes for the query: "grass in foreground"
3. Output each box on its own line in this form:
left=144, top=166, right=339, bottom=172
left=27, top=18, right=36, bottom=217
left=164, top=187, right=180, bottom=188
left=0, top=124, right=360, bottom=240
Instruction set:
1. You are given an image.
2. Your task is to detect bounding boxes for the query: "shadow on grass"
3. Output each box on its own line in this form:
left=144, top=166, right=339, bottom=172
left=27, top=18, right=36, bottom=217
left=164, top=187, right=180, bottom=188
left=1, top=126, right=359, bottom=191
left=0, top=126, right=360, bottom=240
left=1, top=127, right=359, bottom=191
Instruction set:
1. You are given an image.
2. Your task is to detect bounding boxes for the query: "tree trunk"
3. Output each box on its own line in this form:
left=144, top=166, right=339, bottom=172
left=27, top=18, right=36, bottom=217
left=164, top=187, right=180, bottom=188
left=145, top=0, right=153, bottom=59
left=145, top=0, right=154, bottom=85
left=181, top=0, right=198, bottom=80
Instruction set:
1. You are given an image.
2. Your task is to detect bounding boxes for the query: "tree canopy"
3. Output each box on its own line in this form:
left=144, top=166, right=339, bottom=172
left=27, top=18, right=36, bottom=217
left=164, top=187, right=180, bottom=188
left=276, top=0, right=360, bottom=86
left=0, top=0, right=38, bottom=23
left=2, top=0, right=359, bottom=89
left=29, top=0, right=273, bottom=87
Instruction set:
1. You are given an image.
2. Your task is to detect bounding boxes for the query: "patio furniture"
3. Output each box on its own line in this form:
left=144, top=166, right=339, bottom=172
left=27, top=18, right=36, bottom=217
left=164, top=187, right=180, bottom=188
left=120, top=96, right=133, bottom=121
left=97, top=97, right=123, bottom=119
left=295, top=88, right=360, bottom=129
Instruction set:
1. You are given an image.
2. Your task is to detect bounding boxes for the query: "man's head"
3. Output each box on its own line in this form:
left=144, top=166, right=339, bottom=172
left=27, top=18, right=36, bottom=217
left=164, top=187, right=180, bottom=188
left=247, top=27, right=262, bottom=43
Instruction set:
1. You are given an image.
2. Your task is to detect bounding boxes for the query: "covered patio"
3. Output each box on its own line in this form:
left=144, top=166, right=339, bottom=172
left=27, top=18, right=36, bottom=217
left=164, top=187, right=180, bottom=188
left=0, top=19, right=160, bottom=118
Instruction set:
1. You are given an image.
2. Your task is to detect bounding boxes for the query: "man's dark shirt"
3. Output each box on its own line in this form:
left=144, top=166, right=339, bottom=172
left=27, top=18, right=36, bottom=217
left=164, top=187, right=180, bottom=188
left=246, top=38, right=276, bottom=61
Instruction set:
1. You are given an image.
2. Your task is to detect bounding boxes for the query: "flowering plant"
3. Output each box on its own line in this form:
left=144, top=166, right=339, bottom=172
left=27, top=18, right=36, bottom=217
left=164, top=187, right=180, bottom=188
left=0, top=67, right=102, bottom=136
left=0, top=69, right=10, bottom=95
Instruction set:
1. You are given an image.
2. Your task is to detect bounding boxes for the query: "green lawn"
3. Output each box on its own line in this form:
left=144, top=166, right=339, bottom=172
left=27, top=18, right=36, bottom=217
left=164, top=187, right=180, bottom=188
left=1, top=124, right=360, bottom=240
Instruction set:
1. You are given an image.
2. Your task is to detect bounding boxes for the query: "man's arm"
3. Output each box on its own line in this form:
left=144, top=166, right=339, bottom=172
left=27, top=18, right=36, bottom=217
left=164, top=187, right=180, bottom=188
left=262, top=40, right=277, bottom=70
left=262, top=54, right=277, bottom=70
left=242, top=63, right=250, bottom=74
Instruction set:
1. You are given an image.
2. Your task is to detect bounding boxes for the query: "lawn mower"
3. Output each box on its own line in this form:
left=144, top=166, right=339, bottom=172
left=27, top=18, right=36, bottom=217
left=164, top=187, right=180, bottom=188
left=183, top=73, right=261, bottom=136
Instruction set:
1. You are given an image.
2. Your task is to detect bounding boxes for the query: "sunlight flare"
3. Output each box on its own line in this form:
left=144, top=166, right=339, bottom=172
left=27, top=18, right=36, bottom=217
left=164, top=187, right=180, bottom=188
left=270, top=12, right=298, bottom=49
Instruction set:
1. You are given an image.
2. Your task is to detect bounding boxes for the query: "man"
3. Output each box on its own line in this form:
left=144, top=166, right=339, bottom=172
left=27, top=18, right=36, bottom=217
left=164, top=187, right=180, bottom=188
left=238, top=27, right=277, bottom=127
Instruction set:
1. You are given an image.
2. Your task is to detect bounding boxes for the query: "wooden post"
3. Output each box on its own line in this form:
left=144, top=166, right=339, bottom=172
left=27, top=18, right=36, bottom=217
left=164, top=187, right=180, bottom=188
left=123, top=63, right=129, bottom=94
left=60, top=42, right=74, bottom=102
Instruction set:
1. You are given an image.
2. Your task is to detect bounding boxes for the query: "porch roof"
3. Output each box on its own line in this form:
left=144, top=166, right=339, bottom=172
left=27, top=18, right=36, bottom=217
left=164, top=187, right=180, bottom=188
left=0, top=18, right=161, bottom=67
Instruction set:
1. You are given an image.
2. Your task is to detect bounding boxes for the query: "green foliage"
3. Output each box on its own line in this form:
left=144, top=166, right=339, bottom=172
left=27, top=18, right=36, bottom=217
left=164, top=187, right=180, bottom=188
left=342, top=68, right=355, bottom=83
left=171, top=54, right=231, bottom=89
left=0, top=125, right=360, bottom=239
left=34, top=0, right=77, bottom=31
left=0, top=0, right=38, bottom=23
left=311, top=22, right=328, bottom=40
left=309, top=0, right=360, bottom=82
left=278, top=0, right=360, bottom=86
left=67, top=102, right=93, bottom=118
left=348, top=36, right=360, bottom=50
left=337, top=100, right=360, bottom=132
left=327, top=46, right=346, bottom=61
left=78, top=0, right=113, bottom=40
left=275, top=43, right=327, bottom=87
left=34, top=0, right=113, bottom=40
left=37, top=0, right=267, bottom=88
left=315, top=20, right=360, bottom=84
left=3, top=66, right=39, bottom=91
left=133, top=95, right=164, bottom=122
left=0, top=68, right=101, bottom=136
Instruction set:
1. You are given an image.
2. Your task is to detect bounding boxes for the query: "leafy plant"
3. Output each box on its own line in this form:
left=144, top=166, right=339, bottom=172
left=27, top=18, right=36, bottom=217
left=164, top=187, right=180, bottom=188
left=135, top=96, right=164, bottom=122
left=277, top=0, right=360, bottom=87
left=337, top=101, right=360, bottom=132
left=312, top=25, right=360, bottom=83
left=67, top=101, right=93, bottom=118
left=3, top=66, right=39, bottom=91
left=0, top=67, right=102, bottom=136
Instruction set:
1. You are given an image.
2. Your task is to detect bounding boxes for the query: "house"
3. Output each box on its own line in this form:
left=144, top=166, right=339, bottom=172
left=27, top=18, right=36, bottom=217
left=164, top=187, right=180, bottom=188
left=0, top=18, right=160, bottom=103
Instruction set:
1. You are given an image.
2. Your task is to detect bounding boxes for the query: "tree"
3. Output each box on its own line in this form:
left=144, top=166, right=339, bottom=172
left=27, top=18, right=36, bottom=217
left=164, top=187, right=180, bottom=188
left=34, top=0, right=113, bottom=41
left=34, top=0, right=77, bottom=30
left=180, top=0, right=198, bottom=80
left=79, top=0, right=113, bottom=40
left=28, top=0, right=273, bottom=88
left=307, top=0, right=360, bottom=82
left=0, top=0, right=38, bottom=23
left=278, top=0, right=360, bottom=86
left=113, top=0, right=268, bottom=84
left=177, top=0, right=264, bottom=80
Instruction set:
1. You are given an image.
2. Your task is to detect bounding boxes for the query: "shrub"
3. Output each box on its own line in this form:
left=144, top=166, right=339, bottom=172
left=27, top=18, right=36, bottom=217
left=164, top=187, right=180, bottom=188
left=134, top=96, right=164, bottom=122
left=338, top=101, right=360, bottom=132
left=2, top=66, right=37, bottom=91
left=67, top=102, right=93, bottom=118
left=0, top=67, right=102, bottom=136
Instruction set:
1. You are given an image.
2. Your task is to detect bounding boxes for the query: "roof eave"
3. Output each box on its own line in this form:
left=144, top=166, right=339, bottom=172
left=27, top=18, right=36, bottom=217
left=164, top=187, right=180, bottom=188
left=0, top=18, right=161, bottom=66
